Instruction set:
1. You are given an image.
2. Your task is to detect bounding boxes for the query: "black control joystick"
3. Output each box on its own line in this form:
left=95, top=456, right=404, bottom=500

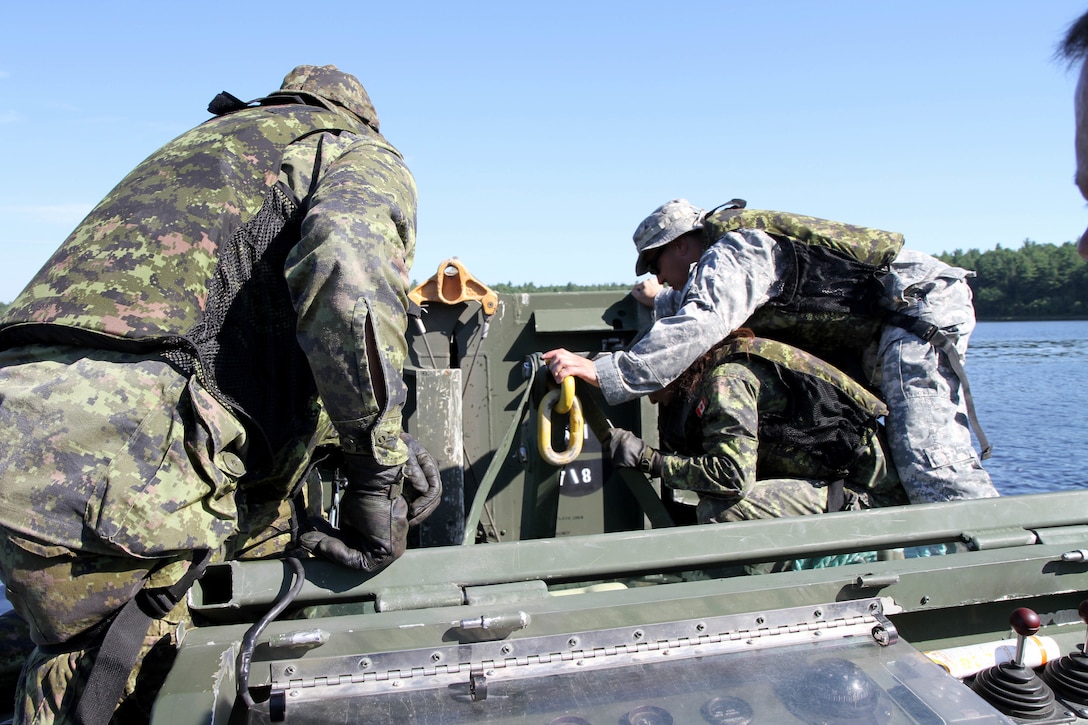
left=1043, top=599, right=1088, bottom=706
left=970, top=607, right=1061, bottom=720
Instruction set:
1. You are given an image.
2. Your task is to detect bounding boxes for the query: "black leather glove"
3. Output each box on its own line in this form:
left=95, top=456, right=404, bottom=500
left=606, top=427, right=663, bottom=478
left=401, top=432, right=442, bottom=526
left=298, top=453, right=408, bottom=572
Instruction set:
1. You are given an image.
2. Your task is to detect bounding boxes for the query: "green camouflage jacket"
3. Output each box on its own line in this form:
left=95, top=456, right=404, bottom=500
left=0, top=96, right=417, bottom=470
left=658, top=337, right=899, bottom=499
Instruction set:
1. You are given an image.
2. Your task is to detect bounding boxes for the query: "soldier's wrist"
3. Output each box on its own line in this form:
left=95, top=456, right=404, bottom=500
left=639, top=447, right=664, bottom=478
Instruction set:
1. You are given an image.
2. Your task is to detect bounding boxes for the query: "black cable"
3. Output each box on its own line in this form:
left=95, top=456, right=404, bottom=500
left=236, top=555, right=306, bottom=709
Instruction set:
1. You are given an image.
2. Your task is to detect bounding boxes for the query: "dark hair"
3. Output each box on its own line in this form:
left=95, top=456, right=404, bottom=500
left=668, top=328, right=756, bottom=401
left=1059, top=10, right=1088, bottom=66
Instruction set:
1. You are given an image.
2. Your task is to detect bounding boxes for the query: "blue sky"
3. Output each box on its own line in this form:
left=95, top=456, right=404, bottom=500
left=1, top=1, right=1085, bottom=302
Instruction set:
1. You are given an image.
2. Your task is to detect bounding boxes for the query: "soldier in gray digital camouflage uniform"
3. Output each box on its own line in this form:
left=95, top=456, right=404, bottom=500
left=0, top=65, right=440, bottom=723
left=604, top=331, right=907, bottom=524
left=545, top=199, right=998, bottom=505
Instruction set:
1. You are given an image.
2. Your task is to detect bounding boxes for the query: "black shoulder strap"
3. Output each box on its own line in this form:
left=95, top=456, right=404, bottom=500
left=826, top=479, right=847, bottom=512
left=207, top=91, right=251, bottom=116
left=74, top=548, right=213, bottom=725
left=207, top=89, right=340, bottom=117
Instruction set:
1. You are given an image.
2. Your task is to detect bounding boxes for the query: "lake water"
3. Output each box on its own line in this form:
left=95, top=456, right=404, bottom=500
left=0, top=320, right=1084, bottom=611
left=967, top=319, right=1088, bottom=496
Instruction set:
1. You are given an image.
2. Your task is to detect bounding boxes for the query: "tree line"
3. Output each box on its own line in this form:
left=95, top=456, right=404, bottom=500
left=938, top=240, right=1086, bottom=319
left=0, top=239, right=1083, bottom=320
left=490, top=281, right=632, bottom=294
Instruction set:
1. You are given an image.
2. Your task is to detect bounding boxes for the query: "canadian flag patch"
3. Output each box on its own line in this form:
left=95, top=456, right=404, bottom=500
left=695, top=397, right=707, bottom=417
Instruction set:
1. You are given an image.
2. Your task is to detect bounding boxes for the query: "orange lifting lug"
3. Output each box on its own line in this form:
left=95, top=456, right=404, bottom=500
left=409, top=258, right=498, bottom=316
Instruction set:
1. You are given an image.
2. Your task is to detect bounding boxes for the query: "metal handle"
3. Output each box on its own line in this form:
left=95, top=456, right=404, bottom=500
left=537, top=387, right=584, bottom=466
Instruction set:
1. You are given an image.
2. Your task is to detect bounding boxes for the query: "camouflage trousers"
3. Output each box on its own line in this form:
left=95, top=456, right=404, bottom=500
left=0, top=495, right=298, bottom=725
left=695, top=477, right=873, bottom=524
left=696, top=478, right=905, bottom=574
left=0, top=537, right=192, bottom=724
left=876, top=269, right=999, bottom=503
left=0, top=345, right=249, bottom=723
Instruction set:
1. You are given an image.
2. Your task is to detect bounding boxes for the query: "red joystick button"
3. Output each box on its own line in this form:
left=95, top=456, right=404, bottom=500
left=1010, top=607, right=1041, bottom=637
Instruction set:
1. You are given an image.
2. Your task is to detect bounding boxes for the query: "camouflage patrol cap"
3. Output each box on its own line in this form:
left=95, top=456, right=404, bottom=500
left=632, top=199, right=706, bottom=275
left=273, top=64, right=380, bottom=131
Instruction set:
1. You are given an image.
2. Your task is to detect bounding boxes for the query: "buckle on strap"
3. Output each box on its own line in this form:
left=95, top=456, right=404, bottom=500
left=914, top=322, right=938, bottom=341
left=885, top=310, right=938, bottom=341
left=136, top=587, right=182, bottom=620
left=137, top=548, right=215, bottom=619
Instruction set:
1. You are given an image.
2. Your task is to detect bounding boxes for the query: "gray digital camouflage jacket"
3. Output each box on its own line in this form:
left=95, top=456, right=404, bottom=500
left=595, top=223, right=970, bottom=406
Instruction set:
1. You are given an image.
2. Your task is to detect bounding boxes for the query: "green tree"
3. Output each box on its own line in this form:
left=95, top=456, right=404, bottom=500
left=939, top=240, right=1088, bottom=320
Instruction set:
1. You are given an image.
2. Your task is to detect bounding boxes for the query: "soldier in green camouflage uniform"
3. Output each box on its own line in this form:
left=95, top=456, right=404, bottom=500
left=605, top=333, right=907, bottom=523
left=0, top=65, right=440, bottom=723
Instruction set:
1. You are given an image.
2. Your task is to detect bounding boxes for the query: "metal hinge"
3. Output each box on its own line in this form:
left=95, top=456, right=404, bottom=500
left=266, top=598, right=892, bottom=716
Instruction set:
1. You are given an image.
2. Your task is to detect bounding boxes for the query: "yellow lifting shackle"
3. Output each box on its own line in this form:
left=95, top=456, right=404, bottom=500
left=554, top=375, right=575, bottom=415
left=537, top=377, right=584, bottom=466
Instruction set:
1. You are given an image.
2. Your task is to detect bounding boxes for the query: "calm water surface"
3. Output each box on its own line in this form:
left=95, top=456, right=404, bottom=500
left=968, top=320, right=1088, bottom=495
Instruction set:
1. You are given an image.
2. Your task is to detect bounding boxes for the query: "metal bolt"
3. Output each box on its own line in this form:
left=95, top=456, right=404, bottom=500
left=568, top=637, right=579, bottom=648
left=359, top=658, right=371, bottom=670
left=633, top=630, right=644, bottom=640
left=813, top=609, right=823, bottom=619
left=920, top=595, right=930, bottom=605
left=695, top=622, right=706, bottom=632
left=500, top=645, right=513, bottom=655
left=284, top=665, right=296, bottom=676
left=868, top=601, right=880, bottom=613
left=431, top=652, right=442, bottom=662
left=755, top=616, right=765, bottom=626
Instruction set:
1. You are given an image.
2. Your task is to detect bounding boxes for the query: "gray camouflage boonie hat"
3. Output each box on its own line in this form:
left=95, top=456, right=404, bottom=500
left=633, top=199, right=706, bottom=275
left=272, top=64, right=380, bottom=131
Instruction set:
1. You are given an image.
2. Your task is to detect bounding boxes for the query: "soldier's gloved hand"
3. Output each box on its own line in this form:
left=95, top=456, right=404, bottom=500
left=606, top=427, right=664, bottom=478
left=298, top=454, right=408, bottom=572
left=401, top=432, right=442, bottom=526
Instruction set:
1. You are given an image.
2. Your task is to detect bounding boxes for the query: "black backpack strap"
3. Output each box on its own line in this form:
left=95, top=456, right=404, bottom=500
left=207, top=91, right=251, bottom=116
left=826, top=479, right=847, bottom=512
left=74, top=548, right=213, bottom=725
left=207, top=90, right=336, bottom=117
left=883, top=311, right=992, bottom=460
